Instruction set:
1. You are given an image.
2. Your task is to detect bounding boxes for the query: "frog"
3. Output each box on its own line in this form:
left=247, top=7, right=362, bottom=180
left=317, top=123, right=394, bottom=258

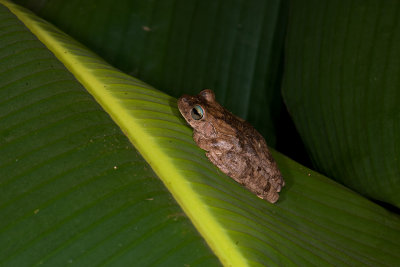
left=178, top=89, right=285, bottom=203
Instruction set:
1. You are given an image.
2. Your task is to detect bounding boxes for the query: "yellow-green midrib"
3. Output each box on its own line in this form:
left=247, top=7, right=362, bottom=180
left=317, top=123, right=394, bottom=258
left=0, top=1, right=249, bottom=266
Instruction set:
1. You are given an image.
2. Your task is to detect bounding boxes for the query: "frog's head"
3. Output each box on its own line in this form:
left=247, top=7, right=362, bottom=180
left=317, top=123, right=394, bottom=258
left=178, top=89, right=221, bottom=138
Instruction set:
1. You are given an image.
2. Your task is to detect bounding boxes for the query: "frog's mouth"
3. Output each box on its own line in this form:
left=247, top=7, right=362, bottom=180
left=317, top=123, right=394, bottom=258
left=177, top=95, right=196, bottom=124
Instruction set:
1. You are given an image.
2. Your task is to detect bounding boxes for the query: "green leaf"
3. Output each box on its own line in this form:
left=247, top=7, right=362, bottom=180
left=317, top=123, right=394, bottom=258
left=1, top=1, right=400, bottom=266
left=282, top=0, right=400, bottom=207
left=13, top=0, right=289, bottom=147
left=0, top=2, right=219, bottom=266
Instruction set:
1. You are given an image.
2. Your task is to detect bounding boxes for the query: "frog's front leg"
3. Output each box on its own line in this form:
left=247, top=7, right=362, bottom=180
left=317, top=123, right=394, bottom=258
left=206, top=151, right=247, bottom=184
left=205, top=151, right=229, bottom=173
left=193, top=131, right=213, bottom=151
left=194, top=132, right=241, bottom=152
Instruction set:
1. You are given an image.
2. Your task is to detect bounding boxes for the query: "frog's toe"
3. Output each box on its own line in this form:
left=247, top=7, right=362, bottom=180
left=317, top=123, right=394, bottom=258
left=265, top=192, right=279, bottom=203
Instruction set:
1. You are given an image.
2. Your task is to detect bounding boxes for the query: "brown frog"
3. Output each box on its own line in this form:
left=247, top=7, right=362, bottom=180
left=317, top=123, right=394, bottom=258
left=178, top=89, right=285, bottom=203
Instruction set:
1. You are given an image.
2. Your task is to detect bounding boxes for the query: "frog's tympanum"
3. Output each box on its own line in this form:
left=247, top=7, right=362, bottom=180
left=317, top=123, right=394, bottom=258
left=178, top=89, right=285, bottom=203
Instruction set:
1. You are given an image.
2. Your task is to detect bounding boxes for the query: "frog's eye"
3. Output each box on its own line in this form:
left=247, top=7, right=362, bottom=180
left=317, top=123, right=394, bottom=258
left=191, top=105, right=204, bottom=120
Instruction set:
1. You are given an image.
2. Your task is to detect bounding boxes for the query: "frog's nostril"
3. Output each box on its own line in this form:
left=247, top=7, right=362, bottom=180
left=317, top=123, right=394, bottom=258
left=179, top=97, right=188, bottom=103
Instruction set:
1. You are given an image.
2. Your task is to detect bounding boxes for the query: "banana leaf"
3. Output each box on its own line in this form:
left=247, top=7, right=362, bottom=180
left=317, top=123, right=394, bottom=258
left=282, top=0, right=400, bottom=207
left=13, top=0, right=289, bottom=147
left=1, top=1, right=399, bottom=266
left=0, top=2, right=219, bottom=266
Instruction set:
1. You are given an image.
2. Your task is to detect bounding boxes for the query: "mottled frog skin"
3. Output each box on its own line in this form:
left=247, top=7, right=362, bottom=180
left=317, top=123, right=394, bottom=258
left=178, top=89, right=284, bottom=203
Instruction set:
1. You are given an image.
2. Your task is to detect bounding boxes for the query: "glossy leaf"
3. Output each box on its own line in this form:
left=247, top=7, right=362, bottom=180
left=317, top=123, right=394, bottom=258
left=13, top=0, right=289, bottom=147
left=1, top=1, right=399, bottom=266
left=0, top=2, right=219, bottom=266
left=282, top=0, right=400, bottom=207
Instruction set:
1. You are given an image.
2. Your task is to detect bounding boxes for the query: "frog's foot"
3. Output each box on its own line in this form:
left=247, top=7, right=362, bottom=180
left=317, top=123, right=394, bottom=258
left=270, top=175, right=285, bottom=192
left=261, top=183, right=280, bottom=203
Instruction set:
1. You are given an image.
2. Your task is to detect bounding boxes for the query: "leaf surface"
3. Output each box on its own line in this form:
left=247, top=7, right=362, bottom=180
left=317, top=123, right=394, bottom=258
left=0, top=2, right=219, bottom=266
left=13, top=0, right=289, bottom=146
left=1, top=1, right=400, bottom=266
left=283, top=0, right=400, bottom=207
